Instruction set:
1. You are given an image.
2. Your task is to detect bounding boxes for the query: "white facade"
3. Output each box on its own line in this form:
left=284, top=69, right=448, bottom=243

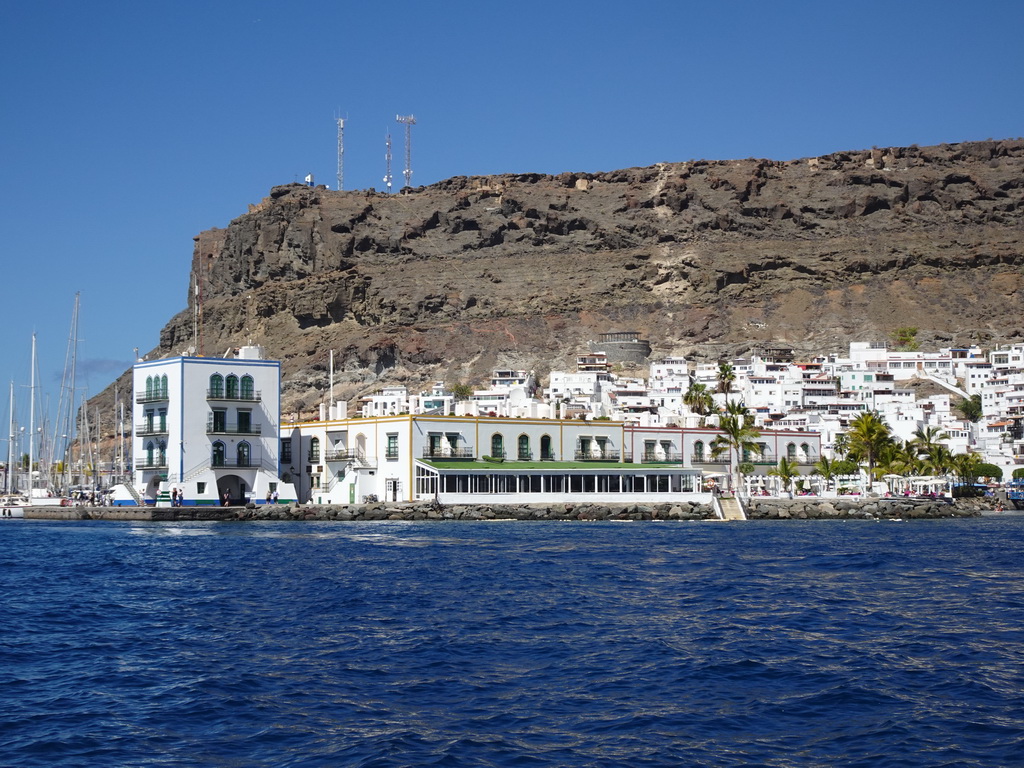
left=281, top=414, right=821, bottom=505
left=125, top=346, right=295, bottom=506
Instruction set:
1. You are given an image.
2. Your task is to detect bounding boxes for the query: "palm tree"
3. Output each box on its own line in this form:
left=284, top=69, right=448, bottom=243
left=716, top=362, right=736, bottom=398
left=911, top=426, right=950, bottom=458
left=711, top=401, right=761, bottom=493
left=925, top=444, right=955, bottom=479
left=956, top=394, right=983, bottom=423
left=832, top=432, right=850, bottom=459
left=952, top=451, right=983, bottom=494
left=877, top=440, right=921, bottom=478
left=813, top=455, right=838, bottom=494
left=843, top=411, right=893, bottom=490
left=683, top=382, right=714, bottom=426
left=769, top=456, right=801, bottom=497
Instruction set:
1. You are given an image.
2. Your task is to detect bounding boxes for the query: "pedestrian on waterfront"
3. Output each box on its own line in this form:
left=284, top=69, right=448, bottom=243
left=266, top=489, right=272, bottom=505
left=221, top=490, right=229, bottom=507
left=272, top=489, right=278, bottom=504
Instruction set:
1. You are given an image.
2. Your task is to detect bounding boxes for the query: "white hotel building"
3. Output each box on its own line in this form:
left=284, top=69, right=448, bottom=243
left=280, top=412, right=820, bottom=505
left=119, top=345, right=296, bottom=506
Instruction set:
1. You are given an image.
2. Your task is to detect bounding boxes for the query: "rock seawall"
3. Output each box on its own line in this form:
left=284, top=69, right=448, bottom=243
left=24, top=498, right=989, bottom=522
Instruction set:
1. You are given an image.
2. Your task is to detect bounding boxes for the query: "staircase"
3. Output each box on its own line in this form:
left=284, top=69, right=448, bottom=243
left=714, top=494, right=746, bottom=521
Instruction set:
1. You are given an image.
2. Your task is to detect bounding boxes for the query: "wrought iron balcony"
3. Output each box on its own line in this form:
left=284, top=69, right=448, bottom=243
left=211, top=458, right=254, bottom=468
left=136, top=391, right=169, bottom=404
left=574, top=450, right=621, bottom=462
left=422, top=447, right=475, bottom=460
left=640, top=452, right=681, bottom=463
left=325, top=449, right=359, bottom=462
left=135, top=457, right=168, bottom=470
left=206, top=389, right=261, bottom=402
left=207, top=420, right=261, bottom=435
left=692, top=455, right=729, bottom=465
left=135, top=423, right=169, bottom=436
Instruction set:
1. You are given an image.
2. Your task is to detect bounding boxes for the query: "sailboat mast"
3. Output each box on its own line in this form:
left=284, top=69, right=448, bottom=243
left=6, top=382, right=13, bottom=494
left=28, top=333, right=37, bottom=494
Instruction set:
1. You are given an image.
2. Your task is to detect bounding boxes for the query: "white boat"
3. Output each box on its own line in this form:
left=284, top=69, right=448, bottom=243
left=1, top=495, right=27, bottom=518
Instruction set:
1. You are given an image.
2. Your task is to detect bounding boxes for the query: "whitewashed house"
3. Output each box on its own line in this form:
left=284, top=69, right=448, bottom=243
left=117, top=345, right=296, bottom=506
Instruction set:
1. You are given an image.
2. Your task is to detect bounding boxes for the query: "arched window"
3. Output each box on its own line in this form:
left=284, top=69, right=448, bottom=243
left=693, top=440, right=705, bottom=461
left=491, top=433, right=504, bottom=459
left=540, top=434, right=553, bottom=460
left=518, top=434, right=531, bottom=461
left=145, top=376, right=154, bottom=398
left=787, top=443, right=797, bottom=460
left=237, top=442, right=251, bottom=467
left=800, top=442, right=810, bottom=461
left=309, top=437, right=320, bottom=462
left=225, top=375, right=239, bottom=399
left=158, top=441, right=166, bottom=466
left=209, top=374, right=224, bottom=398
left=240, top=375, right=254, bottom=400
left=212, top=441, right=226, bottom=467
left=160, top=374, right=168, bottom=398
left=146, top=441, right=155, bottom=466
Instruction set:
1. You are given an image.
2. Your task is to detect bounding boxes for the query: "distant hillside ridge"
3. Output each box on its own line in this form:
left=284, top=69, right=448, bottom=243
left=118, top=138, right=1024, bottom=416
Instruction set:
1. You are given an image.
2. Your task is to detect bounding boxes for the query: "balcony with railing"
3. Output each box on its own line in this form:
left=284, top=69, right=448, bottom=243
left=207, top=419, right=261, bottom=435
left=325, top=448, right=359, bottom=462
left=211, top=458, right=255, bottom=469
left=206, top=389, right=262, bottom=402
left=422, top=446, right=475, bottom=460
left=691, top=453, right=729, bottom=465
left=136, top=391, right=169, bottom=404
left=136, top=422, right=169, bottom=437
left=135, top=456, right=168, bottom=470
left=639, top=451, right=681, bottom=464
left=574, top=450, right=622, bottom=462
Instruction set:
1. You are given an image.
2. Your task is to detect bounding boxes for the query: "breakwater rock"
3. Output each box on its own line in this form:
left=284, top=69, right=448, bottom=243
left=24, top=497, right=991, bottom=522
left=237, top=500, right=716, bottom=522
left=745, top=497, right=983, bottom=520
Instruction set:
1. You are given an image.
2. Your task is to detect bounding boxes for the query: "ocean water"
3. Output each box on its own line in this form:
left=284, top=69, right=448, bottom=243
left=2, top=518, right=1023, bottom=768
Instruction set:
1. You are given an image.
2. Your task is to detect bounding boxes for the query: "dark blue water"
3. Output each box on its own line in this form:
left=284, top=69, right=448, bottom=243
left=2, top=518, right=1023, bottom=767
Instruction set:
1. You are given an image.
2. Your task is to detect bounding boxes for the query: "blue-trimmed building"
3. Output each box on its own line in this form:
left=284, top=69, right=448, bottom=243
left=115, top=345, right=297, bottom=506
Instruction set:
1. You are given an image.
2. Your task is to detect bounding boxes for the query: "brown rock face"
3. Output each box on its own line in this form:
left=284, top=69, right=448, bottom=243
left=127, top=138, right=1024, bottom=416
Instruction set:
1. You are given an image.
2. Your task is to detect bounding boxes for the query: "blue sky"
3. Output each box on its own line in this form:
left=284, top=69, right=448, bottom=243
left=1, top=0, right=1021, bottom=444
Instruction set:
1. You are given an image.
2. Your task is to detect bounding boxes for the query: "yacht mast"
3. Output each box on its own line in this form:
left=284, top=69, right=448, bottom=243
left=6, top=382, right=13, bottom=494
left=28, top=333, right=36, bottom=495
left=53, top=292, right=80, bottom=494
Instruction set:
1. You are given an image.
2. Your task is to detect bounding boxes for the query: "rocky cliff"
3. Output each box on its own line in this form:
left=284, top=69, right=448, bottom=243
left=120, top=138, right=1024, bottom=416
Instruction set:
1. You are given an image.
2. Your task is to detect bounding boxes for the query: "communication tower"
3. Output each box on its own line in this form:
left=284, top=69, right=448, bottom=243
left=335, top=116, right=346, bottom=191
left=396, top=114, right=416, bottom=188
left=384, top=132, right=393, bottom=193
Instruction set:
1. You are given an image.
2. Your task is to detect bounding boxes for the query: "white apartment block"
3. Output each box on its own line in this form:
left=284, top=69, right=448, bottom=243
left=121, top=345, right=295, bottom=506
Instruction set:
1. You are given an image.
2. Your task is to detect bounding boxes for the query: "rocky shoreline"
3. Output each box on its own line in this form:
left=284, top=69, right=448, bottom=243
left=23, top=497, right=999, bottom=522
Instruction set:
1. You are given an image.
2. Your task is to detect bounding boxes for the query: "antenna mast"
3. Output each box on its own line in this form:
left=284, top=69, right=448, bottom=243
left=396, top=114, right=416, bottom=188
left=384, top=132, right=393, bottom=193
left=336, top=115, right=346, bottom=191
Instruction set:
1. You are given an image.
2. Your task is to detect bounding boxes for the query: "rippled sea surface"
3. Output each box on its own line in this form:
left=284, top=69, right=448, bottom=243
left=3, top=518, right=1024, bottom=767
